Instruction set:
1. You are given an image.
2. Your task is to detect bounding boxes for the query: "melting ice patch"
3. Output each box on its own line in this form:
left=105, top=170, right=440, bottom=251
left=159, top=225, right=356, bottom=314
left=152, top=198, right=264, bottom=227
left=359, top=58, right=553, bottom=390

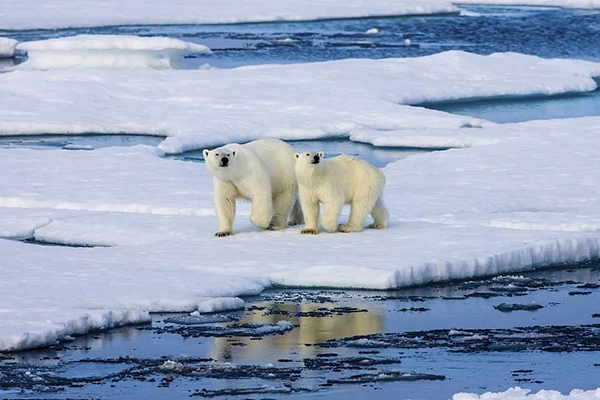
left=16, top=35, right=211, bottom=70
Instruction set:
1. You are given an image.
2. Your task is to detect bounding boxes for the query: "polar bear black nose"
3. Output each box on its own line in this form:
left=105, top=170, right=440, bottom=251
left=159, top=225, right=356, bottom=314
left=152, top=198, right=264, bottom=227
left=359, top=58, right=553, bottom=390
left=221, top=157, right=229, bottom=166
left=312, top=155, right=320, bottom=163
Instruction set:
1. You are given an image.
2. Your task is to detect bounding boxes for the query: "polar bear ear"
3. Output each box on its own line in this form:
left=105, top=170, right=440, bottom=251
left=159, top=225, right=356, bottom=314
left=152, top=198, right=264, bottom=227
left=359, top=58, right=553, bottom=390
left=202, top=149, right=210, bottom=158
left=294, top=153, right=300, bottom=159
left=318, top=151, right=324, bottom=158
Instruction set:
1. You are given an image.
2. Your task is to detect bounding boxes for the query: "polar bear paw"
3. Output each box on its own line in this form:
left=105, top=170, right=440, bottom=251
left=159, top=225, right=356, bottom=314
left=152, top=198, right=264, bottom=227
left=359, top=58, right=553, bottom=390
left=215, top=231, right=233, bottom=237
left=301, top=228, right=318, bottom=235
left=367, top=222, right=387, bottom=229
left=338, top=224, right=363, bottom=233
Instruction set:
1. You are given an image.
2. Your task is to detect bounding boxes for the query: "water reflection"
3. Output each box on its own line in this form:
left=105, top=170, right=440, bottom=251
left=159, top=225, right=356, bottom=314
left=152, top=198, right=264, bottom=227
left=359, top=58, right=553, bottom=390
left=210, top=300, right=384, bottom=361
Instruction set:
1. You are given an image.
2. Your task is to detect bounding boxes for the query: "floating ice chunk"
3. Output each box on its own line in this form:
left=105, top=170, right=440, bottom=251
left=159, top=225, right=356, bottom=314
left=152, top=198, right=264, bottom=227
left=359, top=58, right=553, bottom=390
left=63, top=144, right=94, bottom=150
left=366, top=28, right=379, bottom=35
left=160, top=360, right=185, bottom=373
left=453, top=387, right=600, bottom=399
left=16, top=35, right=211, bottom=70
left=0, top=37, right=18, bottom=58
left=195, top=297, right=245, bottom=313
left=277, top=38, right=296, bottom=44
left=405, top=38, right=412, bottom=46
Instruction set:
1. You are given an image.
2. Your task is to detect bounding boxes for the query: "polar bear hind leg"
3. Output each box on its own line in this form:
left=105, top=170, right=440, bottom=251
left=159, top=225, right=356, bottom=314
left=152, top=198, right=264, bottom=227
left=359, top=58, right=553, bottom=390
left=367, top=197, right=389, bottom=229
left=339, top=196, right=373, bottom=233
left=288, top=197, right=304, bottom=226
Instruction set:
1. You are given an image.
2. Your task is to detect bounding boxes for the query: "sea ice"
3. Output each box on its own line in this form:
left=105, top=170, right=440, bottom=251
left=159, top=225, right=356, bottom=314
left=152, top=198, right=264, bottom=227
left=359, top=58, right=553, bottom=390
left=453, top=386, right=600, bottom=399
left=0, top=52, right=598, bottom=153
left=0, top=0, right=459, bottom=31
left=16, top=35, right=211, bottom=70
left=0, top=37, right=17, bottom=58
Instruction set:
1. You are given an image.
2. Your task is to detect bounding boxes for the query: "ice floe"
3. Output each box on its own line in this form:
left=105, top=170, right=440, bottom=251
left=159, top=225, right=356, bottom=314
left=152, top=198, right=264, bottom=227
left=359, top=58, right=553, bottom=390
left=453, top=387, right=600, bottom=399
left=0, top=0, right=459, bottom=31
left=2, top=114, right=600, bottom=350
left=456, top=0, right=600, bottom=10
left=15, top=35, right=211, bottom=70
left=0, top=51, right=599, bottom=153
left=0, top=37, right=17, bottom=58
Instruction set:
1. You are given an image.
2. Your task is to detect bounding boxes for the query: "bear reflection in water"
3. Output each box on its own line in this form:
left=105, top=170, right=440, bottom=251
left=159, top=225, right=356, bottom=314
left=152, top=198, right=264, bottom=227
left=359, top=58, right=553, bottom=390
left=210, top=300, right=384, bottom=361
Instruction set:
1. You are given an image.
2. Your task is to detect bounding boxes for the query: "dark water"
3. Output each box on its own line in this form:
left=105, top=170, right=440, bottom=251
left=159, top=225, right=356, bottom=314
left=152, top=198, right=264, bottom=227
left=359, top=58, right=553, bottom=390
left=423, top=88, right=600, bottom=123
left=3, top=6, right=600, bottom=68
left=2, top=265, right=600, bottom=399
left=0, top=135, right=431, bottom=168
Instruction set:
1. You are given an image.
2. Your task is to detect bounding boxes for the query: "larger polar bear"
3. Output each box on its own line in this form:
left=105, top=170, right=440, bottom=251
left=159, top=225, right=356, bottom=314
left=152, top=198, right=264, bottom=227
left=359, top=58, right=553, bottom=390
left=203, top=139, right=303, bottom=237
left=295, top=151, right=389, bottom=234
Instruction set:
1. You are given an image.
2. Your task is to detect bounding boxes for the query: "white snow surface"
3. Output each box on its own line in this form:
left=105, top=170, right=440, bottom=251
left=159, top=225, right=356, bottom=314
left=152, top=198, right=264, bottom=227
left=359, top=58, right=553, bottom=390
left=16, top=35, right=211, bottom=70
left=3, top=115, right=600, bottom=350
left=453, top=387, right=600, bottom=399
left=0, top=0, right=458, bottom=31
left=0, top=37, right=17, bottom=58
left=1, top=51, right=599, bottom=153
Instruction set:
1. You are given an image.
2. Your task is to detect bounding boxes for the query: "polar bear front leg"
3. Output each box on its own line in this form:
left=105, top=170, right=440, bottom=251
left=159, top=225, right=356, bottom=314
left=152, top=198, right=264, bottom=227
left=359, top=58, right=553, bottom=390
left=250, top=193, right=274, bottom=229
left=214, top=180, right=237, bottom=237
left=299, top=186, right=319, bottom=234
left=320, top=199, right=344, bottom=233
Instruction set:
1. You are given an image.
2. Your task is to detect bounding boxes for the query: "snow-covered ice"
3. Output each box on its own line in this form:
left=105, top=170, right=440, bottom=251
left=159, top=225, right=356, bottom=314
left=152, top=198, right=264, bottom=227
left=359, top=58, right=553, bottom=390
left=453, top=387, right=600, bottom=399
left=2, top=114, right=600, bottom=349
left=456, top=0, right=600, bottom=10
left=0, top=37, right=17, bottom=58
left=16, top=35, right=211, bottom=70
left=1, top=51, right=599, bottom=154
left=0, top=0, right=459, bottom=31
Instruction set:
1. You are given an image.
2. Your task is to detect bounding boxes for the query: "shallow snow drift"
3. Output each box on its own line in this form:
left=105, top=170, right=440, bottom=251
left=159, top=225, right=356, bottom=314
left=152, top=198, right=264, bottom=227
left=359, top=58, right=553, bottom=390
left=2, top=116, right=600, bottom=350
left=0, top=0, right=459, bottom=31
left=454, top=386, right=600, bottom=399
left=0, top=37, right=17, bottom=58
left=16, top=35, right=211, bottom=70
left=1, top=51, right=599, bottom=153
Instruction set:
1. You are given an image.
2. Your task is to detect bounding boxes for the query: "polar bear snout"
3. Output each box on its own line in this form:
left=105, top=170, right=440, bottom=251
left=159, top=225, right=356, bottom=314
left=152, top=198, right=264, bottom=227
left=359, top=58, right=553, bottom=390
left=311, top=154, right=320, bottom=164
left=220, top=156, right=229, bottom=167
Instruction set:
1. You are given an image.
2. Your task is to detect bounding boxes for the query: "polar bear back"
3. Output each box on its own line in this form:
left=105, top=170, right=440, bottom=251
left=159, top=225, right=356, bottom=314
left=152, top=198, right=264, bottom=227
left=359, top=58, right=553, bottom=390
left=241, top=139, right=297, bottom=196
left=320, top=155, right=385, bottom=201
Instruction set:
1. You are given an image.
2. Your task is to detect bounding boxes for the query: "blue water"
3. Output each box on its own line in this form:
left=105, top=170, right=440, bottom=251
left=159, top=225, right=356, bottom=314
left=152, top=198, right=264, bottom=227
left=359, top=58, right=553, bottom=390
left=3, top=6, right=600, bottom=67
left=0, top=135, right=428, bottom=168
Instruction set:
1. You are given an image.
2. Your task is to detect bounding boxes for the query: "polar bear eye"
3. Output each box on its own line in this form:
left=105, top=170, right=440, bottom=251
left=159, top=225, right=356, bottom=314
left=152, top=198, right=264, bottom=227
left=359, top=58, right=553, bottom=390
left=306, top=153, right=310, bottom=156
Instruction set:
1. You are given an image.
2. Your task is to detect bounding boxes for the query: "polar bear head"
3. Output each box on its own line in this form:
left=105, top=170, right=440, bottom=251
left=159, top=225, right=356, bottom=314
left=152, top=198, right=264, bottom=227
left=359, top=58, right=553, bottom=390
left=294, top=151, right=325, bottom=171
left=203, top=146, right=238, bottom=179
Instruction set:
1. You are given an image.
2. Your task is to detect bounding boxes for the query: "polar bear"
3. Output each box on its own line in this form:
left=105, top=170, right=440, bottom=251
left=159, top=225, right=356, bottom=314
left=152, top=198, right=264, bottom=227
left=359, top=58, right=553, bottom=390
left=294, top=151, right=389, bottom=234
left=203, top=139, right=303, bottom=237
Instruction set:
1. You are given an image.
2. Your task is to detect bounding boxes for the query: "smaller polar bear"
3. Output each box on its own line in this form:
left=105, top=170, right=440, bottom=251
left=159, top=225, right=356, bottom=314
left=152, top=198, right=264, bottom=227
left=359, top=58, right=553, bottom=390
left=295, top=151, right=389, bottom=234
left=203, top=139, right=303, bottom=237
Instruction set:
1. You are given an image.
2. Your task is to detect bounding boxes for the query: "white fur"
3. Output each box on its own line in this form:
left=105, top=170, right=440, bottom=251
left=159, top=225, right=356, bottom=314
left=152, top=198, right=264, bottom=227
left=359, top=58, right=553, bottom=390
left=294, top=151, right=389, bottom=234
left=203, top=139, right=303, bottom=237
